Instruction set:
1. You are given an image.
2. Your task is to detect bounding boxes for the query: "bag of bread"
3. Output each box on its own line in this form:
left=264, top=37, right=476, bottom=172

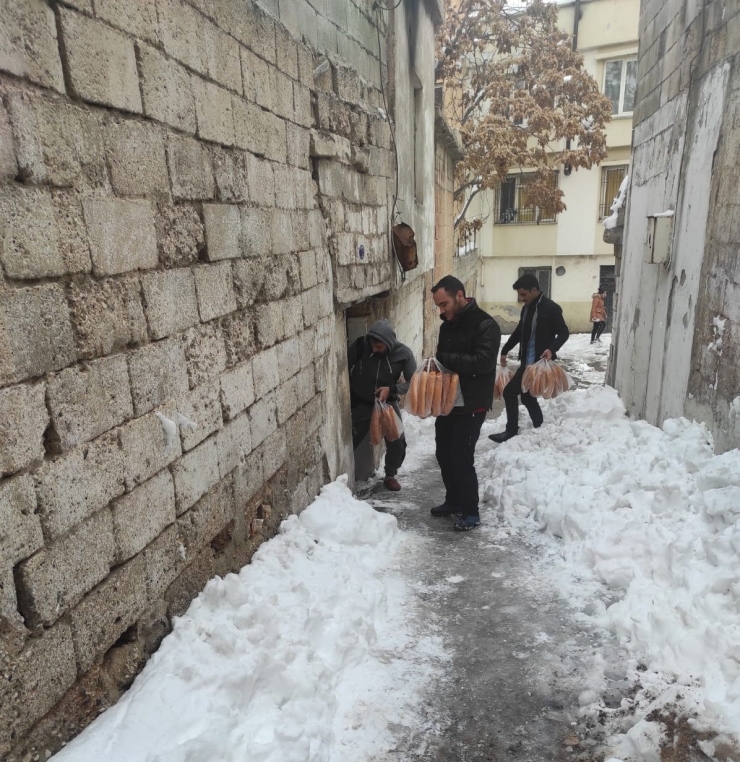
left=371, top=399, right=404, bottom=444
left=404, top=358, right=462, bottom=418
left=494, top=366, right=514, bottom=400
left=521, top=359, right=574, bottom=399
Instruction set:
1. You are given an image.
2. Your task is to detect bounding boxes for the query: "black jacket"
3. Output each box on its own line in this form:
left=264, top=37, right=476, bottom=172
left=348, top=319, right=416, bottom=422
left=501, top=294, right=569, bottom=365
left=435, top=299, right=501, bottom=412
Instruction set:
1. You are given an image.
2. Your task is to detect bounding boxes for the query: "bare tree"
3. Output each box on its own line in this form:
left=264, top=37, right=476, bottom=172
left=437, top=0, right=613, bottom=230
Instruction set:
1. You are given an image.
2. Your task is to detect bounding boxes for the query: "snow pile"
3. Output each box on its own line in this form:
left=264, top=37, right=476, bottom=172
left=479, top=385, right=740, bottom=750
left=53, top=479, right=441, bottom=762
left=603, top=174, right=629, bottom=230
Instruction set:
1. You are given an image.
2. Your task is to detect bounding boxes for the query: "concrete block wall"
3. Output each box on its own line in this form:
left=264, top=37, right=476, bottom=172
left=0, top=0, right=437, bottom=757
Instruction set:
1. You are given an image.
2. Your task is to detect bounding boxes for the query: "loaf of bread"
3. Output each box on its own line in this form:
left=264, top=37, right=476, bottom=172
left=442, top=372, right=459, bottom=414
left=370, top=402, right=383, bottom=445
left=431, top=371, right=444, bottom=417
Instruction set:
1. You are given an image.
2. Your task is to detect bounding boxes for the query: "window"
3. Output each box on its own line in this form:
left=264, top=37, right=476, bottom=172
left=604, top=58, right=637, bottom=115
left=518, top=266, right=552, bottom=298
left=600, top=165, right=629, bottom=218
left=496, top=172, right=559, bottom=225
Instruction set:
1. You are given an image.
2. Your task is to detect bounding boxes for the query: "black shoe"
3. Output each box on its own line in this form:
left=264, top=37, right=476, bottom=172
left=488, top=431, right=516, bottom=443
left=453, top=515, right=481, bottom=531
left=430, top=503, right=460, bottom=517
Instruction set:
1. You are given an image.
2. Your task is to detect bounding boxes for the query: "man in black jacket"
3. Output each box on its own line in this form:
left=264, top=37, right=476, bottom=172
left=489, top=274, right=569, bottom=443
left=430, top=276, right=500, bottom=531
left=348, top=319, right=416, bottom=491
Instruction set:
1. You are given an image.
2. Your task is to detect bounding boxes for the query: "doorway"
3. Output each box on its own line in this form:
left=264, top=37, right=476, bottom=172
left=599, top=265, right=616, bottom=332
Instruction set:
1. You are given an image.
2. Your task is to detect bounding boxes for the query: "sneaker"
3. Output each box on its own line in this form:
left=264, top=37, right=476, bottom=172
left=488, top=431, right=516, bottom=443
left=453, top=515, right=481, bottom=531
left=383, top=476, right=401, bottom=492
left=430, top=503, right=460, bottom=517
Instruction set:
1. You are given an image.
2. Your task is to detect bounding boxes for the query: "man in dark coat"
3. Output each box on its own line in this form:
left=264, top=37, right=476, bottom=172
left=430, top=276, right=501, bottom=531
left=348, top=319, right=416, bottom=491
left=489, top=274, right=570, bottom=443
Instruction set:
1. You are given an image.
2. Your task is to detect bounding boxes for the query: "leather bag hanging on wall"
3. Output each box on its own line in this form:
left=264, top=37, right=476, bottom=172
left=392, top=222, right=418, bottom=272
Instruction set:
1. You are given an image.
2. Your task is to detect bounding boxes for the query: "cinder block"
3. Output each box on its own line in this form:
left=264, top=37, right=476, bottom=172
left=221, top=309, right=256, bottom=366
left=215, top=413, right=252, bottom=476
left=286, top=122, right=311, bottom=170
left=276, top=334, right=302, bottom=383
left=240, top=46, right=274, bottom=110
left=128, top=337, right=190, bottom=417
left=119, top=401, right=182, bottom=491
left=164, top=546, right=214, bottom=617
left=155, top=201, right=205, bottom=268
left=241, top=207, right=273, bottom=257
left=276, top=375, right=300, bottom=425
left=246, top=154, right=275, bottom=206
left=299, top=250, right=318, bottom=289
left=0, top=284, right=76, bottom=385
left=0, top=474, right=43, bottom=565
left=296, top=363, right=315, bottom=407
left=95, top=0, right=159, bottom=41
left=106, top=118, right=169, bottom=196
left=176, top=378, right=223, bottom=450
left=259, top=428, right=286, bottom=479
left=231, top=95, right=268, bottom=156
left=0, top=100, right=16, bottom=182
left=167, top=134, right=215, bottom=200
left=203, top=23, right=242, bottom=92
left=0, top=622, right=77, bottom=757
left=220, top=359, right=255, bottom=419
left=83, top=198, right=158, bottom=277
left=158, top=0, right=208, bottom=75
left=255, top=302, right=284, bottom=348
left=138, top=42, right=197, bottom=134
left=66, top=275, right=147, bottom=361
left=193, top=77, right=235, bottom=146
left=194, top=262, right=237, bottom=322
left=142, top=268, right=200, bottom=340
left=275, top=24, right=299, bottom=79
left=0, top=382, right=46, bottom=475
left=220, top=1, right=276, bottom=63
left=178, top=478, right=236, bottom=552
left=112, top=470, right=176, bottom=562
left=59, top=8, right=141, bottom=113
left=141, top=522, right=189, bottom=600
left=271, top=209, right=295, bottom=254
left=47, top=355, right=133, bottom=451
left=249, top=393, right=277, bottom=449
left=182, top=321, right=228, bottom=389
left=203, top=204, right=241, bottom=261
left=35, top=430, right=124, bottom=541
left=293, top=82, right=312, bottom=128
left=212, top=147, right=250, bottom=204
left=282, top=294, right=304, bottom=337
left=232, top=446, right=263, bottom=508
left=172, top=436, right=220, bottom=514
left=263, top=111, right=288, bottom=163
left=51, top=190, right=93, bottom=275
left=16, top=509, right=115, bottom=627
left=70, top=555, right=147, bottom=672
left=251, top=346, right=279, bottom=399
left=5, top=88, right=107, bottom=188
left=0, top=0, right=65, bottom=93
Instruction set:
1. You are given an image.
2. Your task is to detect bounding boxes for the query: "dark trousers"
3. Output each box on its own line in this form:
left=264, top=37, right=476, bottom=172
left=352, top=408, right=407, bottom=477
left=435, top=412, right=486, bottom=516
left=503, top=365, right=543, bottom=435
left=590, top=321, right=606, bottom=341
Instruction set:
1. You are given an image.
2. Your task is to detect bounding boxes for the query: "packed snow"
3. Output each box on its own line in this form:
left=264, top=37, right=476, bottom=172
left=50, top=333, right=740, bottom=762
left=52, top=478, right=444, bottom=762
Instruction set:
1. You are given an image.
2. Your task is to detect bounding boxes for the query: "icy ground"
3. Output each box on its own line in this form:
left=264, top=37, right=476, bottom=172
left=52, top=334, right=740, bottom=762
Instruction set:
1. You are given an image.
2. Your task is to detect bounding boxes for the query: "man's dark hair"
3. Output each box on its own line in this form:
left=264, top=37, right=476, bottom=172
left=432, top=275, right=466, bottom=297
left=598, top=284, right=607, bottom=293
left=513, top=274, right=540, bottom=291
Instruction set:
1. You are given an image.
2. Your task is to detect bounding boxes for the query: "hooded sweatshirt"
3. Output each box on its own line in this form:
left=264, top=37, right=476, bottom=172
left=590, top=293, right=607, bottom=322
left=347, top=319, right=417, bottom=415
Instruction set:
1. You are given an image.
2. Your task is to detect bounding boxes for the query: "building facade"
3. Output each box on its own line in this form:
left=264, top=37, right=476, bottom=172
left=608, top=0, right=740, bottom=454
left=0, top=0, right=447, bottom=757
left=471, top=0, right=639, bottom=333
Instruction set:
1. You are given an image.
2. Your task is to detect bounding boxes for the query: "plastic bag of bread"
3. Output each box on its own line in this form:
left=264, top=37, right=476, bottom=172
left=370, top=399, right=404, bottom=445
left=404, top=358, right=461, bottom=418
left=494, top=366, right=514, bottom=400
left=521, top=359, right=574, bottom=399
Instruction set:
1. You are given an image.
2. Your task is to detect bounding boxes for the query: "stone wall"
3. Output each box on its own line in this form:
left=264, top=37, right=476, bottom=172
left=0, top=0, right=441, bottom=756
left=610, top=0, right=740, bottom=451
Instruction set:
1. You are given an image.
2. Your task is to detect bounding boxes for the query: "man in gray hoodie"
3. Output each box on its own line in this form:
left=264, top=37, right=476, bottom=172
left=347, top=319, right=416, bottom=491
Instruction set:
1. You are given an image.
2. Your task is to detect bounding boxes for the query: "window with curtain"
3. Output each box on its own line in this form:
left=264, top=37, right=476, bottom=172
left=600, top=165, right=629, bottom=218
left=604, top=58, right=637, bottom=115
left=496, top=172, right=559, bottom=225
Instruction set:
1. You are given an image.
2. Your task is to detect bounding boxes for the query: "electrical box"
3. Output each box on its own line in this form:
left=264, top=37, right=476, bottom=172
left=645, top=215, right=673, bottom=265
